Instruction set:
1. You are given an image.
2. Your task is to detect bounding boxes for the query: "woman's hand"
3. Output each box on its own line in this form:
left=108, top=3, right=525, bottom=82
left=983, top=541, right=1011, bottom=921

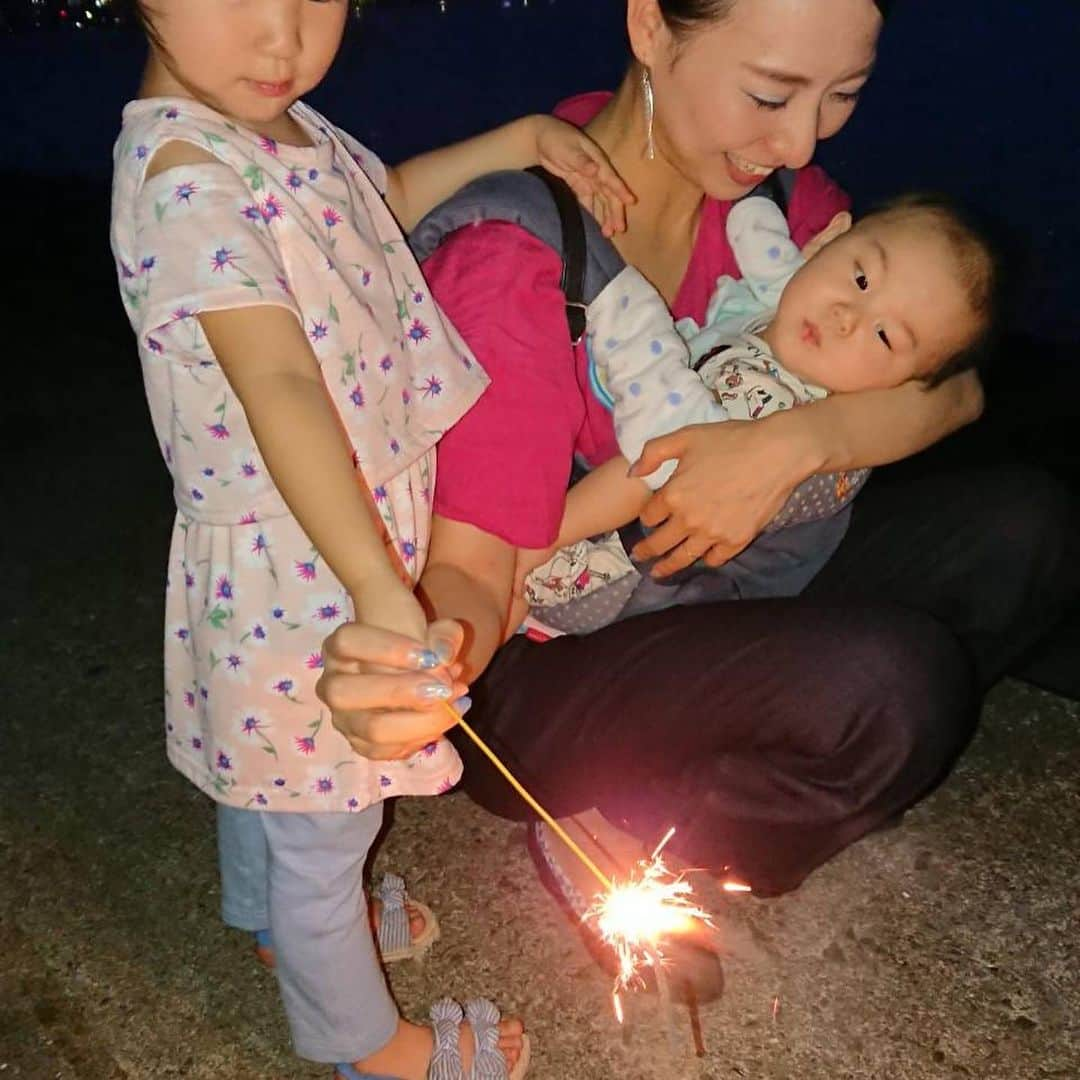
left=317, top=613, right=469, bottom=761
left=532, top=116, right=636, bottom=236
left=628, top=416, right=817, bottom=577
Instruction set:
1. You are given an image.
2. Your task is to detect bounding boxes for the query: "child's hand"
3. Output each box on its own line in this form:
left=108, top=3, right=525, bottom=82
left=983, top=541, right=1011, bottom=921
left=533, top=116, right=636, bottom=237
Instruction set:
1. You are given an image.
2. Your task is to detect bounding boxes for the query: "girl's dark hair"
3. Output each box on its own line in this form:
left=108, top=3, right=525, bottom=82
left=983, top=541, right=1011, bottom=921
left=657, top=0, right=891, bottom=39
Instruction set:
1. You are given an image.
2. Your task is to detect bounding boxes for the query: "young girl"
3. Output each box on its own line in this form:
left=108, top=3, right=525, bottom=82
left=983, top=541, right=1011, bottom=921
left=110, top=2, right=631, bottom=1076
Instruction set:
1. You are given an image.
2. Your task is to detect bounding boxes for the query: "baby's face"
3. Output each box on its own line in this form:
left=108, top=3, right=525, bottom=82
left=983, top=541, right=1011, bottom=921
left=762, top=215, right=979, bottom=392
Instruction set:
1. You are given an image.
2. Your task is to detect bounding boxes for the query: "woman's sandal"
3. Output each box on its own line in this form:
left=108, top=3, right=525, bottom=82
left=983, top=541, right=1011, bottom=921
left=334, top=999, right=531, bottom=1080
left=253, top=872, right=441, bottom=969
left=527, top=820, right=724, bottom=1005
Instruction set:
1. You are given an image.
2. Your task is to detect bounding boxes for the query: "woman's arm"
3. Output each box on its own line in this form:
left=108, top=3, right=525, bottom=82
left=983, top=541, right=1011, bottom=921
left=385, top=116, right=634, bottom=233
left=630, top=369, right=984, bottom=576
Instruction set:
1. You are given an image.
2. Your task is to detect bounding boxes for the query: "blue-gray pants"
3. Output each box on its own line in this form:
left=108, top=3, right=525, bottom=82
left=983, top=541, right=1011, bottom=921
left=217, top=802, right=397, bottom=1063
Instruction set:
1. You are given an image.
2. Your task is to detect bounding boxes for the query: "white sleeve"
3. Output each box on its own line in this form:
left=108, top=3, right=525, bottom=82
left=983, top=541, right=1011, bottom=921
left=586, top=267, right=729, bottom=490
left=725, top=195, right=804, bottom=309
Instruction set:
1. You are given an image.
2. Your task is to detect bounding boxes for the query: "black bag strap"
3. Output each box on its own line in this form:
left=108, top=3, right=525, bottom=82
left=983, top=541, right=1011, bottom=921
left=525, top=165, right=588, bottom=345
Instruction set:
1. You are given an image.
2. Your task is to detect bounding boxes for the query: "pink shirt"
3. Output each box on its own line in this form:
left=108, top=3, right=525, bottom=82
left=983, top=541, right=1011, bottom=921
left=426, top=92, right=850, bottom=548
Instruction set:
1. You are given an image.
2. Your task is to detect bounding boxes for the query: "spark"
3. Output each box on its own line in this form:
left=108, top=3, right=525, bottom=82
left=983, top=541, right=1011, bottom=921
left=722, top=880, right=753, bottom=894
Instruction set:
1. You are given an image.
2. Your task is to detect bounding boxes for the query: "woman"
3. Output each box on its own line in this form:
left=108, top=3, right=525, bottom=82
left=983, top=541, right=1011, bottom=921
left=319, top=0, right=1075, bottom=910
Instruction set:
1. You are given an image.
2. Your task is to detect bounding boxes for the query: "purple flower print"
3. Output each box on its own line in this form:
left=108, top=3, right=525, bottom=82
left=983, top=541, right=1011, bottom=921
left=191, top=488, right=204, bottom=501
left=421, top=741, right=438, bottom=757
left=306, top=653, right=324, bottom=670
left=140, top=256, right=156, bottom=273
left=174, top=181, right=198, bottom=203
left=347, top=797, right=359, bottom=811
left=407, top=319, right=431, bottom=344
left=372, top=486, right=387, bottom=502
left=261, top=194, right=284, bottom=222
left=192, top=736, right=203, bottom=749
left=314, top=777, right=334, bottom=796
left=175, top=627, right=190, bottom=642
left=308, top=168, right=319, bottom=181
left=286, top=171, right=303, bottom=191
left=401, top=388, right=411, bottom=406
left=412, top=289, right=425, bottom=304
left=437, top=777, right=455, bottom=795
left=322, top=206, right=343, bottom=229
left=378, top=355, right=394, bottom=374
left=254, top=792, right=268, bottom=806
left=215, top=575, right=234, bottom=600
left=210, top=247, right=236, bottom=273
left=238, top=511, right=258, bottom=525
left=183, top=691, right=196, bottom=709
left=120, top=261, right=135, bottom=280
left=147, top=337, right=163, bottom=354
left=216, top=750, right=233, bottom=771
left=259, top=135, right=278, bottom=156
left=172, top=307, right=194, bottom=321
left=360, top=268, right=372, bottom=286
left=421, top=375, right=443, bottom=398
left=348, top=384, right=365, bottom=409
left=165, top=106, right=179, bottom=120
left=206, top=422, right=230, bottom=440
left=273, top=678, right=295, bottom=696
left=251, top=533, right=268, bottom=557
left=252, top=624, right=267, bottom=642
left=275, top=275, right=291, bottom=294
left=184, top=571, right=195, bottom=588
left=273, top=776, right=287, bottom=787
left=295, top=735, right=316, bottom=755
left=272, top=606, right=286, bottom=620
left=200, top=686, right=209, bottom=700
left=295, top=560, right=317, bottom=582
left=241, top=204, right=262, bottom=222
left=315, top=602, right=341, bottom=622
left=134, top=144, right=149, bottom=160
left=201, top=467, right=215, bottom=479
left=309, top=320, right=328, bottom=342
left=241, top=715, right=263, bottom=736
left=379, top=775, right=392, bottom=788
left=389, top=438, right=401, bottom=455
left=225, top=654, right=243, bottom=672
left=240, top=461, right=258, bottom=479
left=399, top=539, right=416, bottom=564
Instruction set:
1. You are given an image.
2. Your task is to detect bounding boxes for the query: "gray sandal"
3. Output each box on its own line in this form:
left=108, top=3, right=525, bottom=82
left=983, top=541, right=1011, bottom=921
left=334, top=998, right=531, bottom=1080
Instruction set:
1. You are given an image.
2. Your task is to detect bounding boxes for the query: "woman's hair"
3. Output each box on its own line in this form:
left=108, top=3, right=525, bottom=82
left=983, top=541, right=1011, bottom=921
left=657, top=0, right=890, bottom=40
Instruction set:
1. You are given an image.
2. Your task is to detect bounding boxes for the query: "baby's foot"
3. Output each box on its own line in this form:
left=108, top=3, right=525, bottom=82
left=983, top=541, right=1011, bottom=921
left=348, top=1014, right=526, bottom=1080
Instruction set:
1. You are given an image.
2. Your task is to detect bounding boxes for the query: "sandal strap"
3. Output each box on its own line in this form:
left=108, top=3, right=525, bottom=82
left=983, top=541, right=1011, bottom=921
left=532, top=822, right=589, bottom=917
left=373, top=872, right=411, bottom=956
left=464, top=999, right=509, bottom=1080
left=429, top=998, right=465, bottom=1080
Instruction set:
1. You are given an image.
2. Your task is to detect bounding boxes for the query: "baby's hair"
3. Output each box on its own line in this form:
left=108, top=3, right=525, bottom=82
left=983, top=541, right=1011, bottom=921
left=860, top=193, right=1005, bottom=388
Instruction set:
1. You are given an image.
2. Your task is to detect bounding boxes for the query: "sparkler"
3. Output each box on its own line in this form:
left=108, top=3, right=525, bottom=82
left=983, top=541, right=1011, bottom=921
left=440, top=702, right=714, bottom=1004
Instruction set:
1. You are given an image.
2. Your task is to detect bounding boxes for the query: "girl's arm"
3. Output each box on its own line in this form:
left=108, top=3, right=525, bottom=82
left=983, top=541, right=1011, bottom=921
left=198, top=304, right=423, bottom=632
left=557, top=456, right=649, bottom=546
left=630, top=369, right=984, bottom=576
left=384, top=115, right=634, bottom=233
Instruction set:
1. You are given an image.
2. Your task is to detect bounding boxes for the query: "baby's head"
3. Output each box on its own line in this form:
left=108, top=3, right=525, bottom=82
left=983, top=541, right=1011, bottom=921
left=125, top=1, right=347, bottom=128
left=762, top=195, right=1001, bottom=393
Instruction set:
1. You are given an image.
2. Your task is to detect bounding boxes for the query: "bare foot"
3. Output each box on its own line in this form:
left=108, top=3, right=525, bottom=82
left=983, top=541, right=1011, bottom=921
left=350, top=1014, right=525, bottom=1080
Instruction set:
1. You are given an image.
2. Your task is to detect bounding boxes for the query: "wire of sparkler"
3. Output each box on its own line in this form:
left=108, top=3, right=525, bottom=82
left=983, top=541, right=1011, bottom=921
left=440, top=701, right=613, bottom=891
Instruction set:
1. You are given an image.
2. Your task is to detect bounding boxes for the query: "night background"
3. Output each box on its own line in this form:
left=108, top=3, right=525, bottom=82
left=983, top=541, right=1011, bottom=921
left=1, top=2, right=1079, bottom=1077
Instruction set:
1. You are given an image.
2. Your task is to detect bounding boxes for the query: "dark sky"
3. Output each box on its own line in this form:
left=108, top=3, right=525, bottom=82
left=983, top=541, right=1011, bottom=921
left=2, top=0, right=1077, bottom=339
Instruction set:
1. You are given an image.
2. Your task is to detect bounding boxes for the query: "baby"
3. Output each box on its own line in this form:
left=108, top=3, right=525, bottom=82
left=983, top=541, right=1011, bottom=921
left=522, top=192, right=1001, bottom=616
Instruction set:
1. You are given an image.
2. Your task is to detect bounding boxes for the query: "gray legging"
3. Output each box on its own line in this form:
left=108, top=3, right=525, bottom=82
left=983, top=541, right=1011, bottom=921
left=217, top=803, right=396, bottom=1063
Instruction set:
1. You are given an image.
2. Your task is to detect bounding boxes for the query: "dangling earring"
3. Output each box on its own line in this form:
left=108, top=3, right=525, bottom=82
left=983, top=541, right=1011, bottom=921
left=641, top=66, right=656, bottom=160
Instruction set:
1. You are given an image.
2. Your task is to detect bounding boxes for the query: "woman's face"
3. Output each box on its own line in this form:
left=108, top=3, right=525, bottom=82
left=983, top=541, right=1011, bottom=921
left=638, top=0, right=882, bottom=199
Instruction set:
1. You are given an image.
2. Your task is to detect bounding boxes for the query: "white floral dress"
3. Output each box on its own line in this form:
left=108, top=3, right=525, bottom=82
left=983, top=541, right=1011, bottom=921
left=110, top=98, right=488, bottom=813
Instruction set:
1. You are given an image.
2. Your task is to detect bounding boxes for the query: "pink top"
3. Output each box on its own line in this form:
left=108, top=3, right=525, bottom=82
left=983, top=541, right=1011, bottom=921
left=426, top=91, right=851, bottom=548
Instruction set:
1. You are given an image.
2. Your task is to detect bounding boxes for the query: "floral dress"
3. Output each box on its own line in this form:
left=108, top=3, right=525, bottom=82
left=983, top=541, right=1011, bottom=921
left=110, top=99, right=488, bottom=813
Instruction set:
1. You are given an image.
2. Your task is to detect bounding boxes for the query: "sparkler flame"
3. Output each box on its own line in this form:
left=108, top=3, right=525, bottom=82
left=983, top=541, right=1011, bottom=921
left=585, top=828, right=714, bottom=1006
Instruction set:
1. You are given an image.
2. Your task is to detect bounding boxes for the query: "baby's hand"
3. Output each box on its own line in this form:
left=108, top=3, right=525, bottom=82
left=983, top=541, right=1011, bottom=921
left=532, top=116, right=636, bottom=236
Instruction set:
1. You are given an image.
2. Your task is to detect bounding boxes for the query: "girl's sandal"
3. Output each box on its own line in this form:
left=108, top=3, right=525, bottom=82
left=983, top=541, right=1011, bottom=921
left=254, top=872, right=440, bottom=969
left=527, top=820, right=724, bottom=1005
left=334, top=999, right=531, bottom=1080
